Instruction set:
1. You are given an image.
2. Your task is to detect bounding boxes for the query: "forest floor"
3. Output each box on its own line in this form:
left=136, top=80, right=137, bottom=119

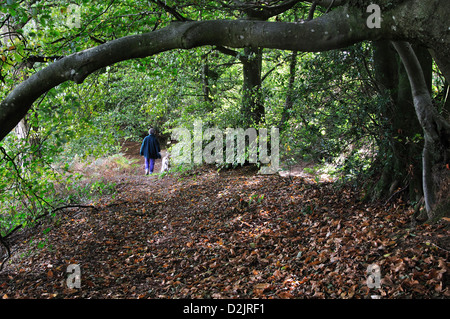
left=0, top=141, right=449, bottom=299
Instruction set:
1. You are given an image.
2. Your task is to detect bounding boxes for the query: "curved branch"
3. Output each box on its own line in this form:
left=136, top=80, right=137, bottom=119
left=1, top=0, right=448, bottom=141
left=0, top=7, right=381, bottom=141
left=392, top=42, right=450, bottom=136
left=237, top=0, right=303, bottom=20
left=151, top=0, right=192, bottom=21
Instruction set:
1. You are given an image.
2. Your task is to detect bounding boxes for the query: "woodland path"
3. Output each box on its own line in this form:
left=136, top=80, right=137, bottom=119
left=0, top=141, right=448, bottom=299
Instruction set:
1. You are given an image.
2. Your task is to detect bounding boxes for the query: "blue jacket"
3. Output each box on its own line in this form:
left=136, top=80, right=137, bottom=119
left=140, top=134, right=161, bottom=159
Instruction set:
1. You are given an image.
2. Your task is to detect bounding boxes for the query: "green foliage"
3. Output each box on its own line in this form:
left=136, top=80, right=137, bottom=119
left=275, top=45, right=382, bottom=183
left=0, top=136, right=61, bottom=235
left=0, top=125, right=118, bottom=237
left=248, top=193, right=264, bottom=205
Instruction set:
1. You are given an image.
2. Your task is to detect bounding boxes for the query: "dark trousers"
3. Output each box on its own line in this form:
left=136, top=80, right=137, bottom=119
left=145, top=157, right=155, bottom=173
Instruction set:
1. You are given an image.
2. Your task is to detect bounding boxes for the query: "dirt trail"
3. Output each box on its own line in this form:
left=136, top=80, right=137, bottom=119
left=0, top=140, right=448, bottom=299
left=120, top=139, right=168, bottom=176
left=120, top=139, right=328, bottom=182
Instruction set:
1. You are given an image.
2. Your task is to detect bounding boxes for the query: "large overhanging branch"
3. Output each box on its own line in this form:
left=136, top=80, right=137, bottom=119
left=0, top=0, right=448, bottom=141
left=0, top=6, right=370, bottom=141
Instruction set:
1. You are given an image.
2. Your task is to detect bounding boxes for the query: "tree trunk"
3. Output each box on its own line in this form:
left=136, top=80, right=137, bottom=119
left=443, top=82, right=450, bottom=120
left=241, top=46, right=264, bottom=126
left=2, top=17, right=41, bottom=165
left=201, top=53, right=213, bottom=104
left=371, top=40, right=401, bottom=200
left=279, top=51, right=298, bottom=130
left=392, top=41, right=450, bottom=219
left=371, top=41, right=425, bottom=202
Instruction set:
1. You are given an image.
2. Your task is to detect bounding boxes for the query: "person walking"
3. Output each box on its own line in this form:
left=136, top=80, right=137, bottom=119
left=140, top=128, right=161, bottom=175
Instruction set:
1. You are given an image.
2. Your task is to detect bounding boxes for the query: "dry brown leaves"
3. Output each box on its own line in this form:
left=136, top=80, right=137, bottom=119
left=0, top=164, right=448, bottom=299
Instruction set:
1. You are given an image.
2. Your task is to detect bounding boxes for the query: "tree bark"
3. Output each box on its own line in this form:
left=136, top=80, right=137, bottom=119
left=279, top=51, right=298, bottom=130
left=241, top=46, right=264, bottom=126
left=371, top=41, right=436, bottom=203
left=201, top=53, right=213, bottom=104
left=392, top=41, right=450, bottom=219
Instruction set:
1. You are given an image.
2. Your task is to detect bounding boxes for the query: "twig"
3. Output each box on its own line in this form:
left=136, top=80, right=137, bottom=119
left=427, top=242, right=450, bottom=253
left=325, top=0, right=336, bottom=13
left=0, top=204, right=97, bottom=272
left=35, top=204, right=99, bottom=221
left=0, top=236, right=11, bottom=272
left=0, top=224, right=21, bottom=272
left=307, top=1, right=318, bottom=21
left=151, top=0, right=191, bottom=21
left=384, top=184, right=409, bottom=206
left=2, top=225, right=22, bottom=240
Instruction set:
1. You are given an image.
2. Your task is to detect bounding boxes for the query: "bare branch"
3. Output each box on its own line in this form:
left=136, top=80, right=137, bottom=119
left=151, top=0, right=192, bottom=21
left=227, top=0, right=303, bottom=20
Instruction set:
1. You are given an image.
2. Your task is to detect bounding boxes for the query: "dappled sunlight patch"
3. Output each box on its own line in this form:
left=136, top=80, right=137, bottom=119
left=68, top=154, right=140, bottom=178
